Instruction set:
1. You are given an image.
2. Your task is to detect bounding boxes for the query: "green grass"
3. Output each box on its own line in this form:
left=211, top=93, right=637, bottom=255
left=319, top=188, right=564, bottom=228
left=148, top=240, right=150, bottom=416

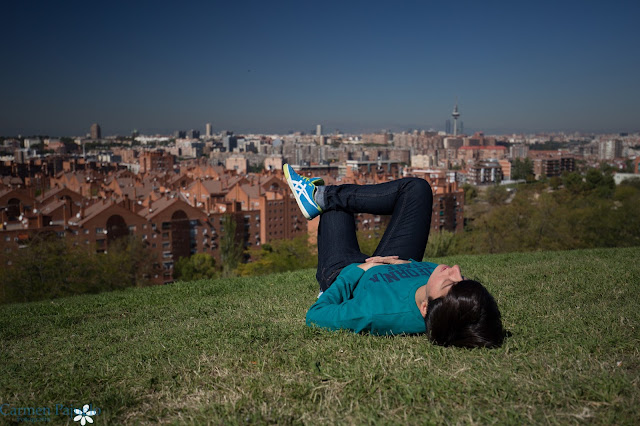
left=1, top=247, right=639, bottom=424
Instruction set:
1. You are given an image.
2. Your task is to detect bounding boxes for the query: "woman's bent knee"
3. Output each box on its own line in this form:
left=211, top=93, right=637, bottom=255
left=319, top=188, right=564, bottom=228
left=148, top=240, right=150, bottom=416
left=402, top=177, right=432, bottom=199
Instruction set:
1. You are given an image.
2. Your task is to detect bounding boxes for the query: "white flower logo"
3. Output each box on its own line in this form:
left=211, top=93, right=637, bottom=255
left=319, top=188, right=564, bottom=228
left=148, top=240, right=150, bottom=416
left=73, top=404, right=96, bottom=425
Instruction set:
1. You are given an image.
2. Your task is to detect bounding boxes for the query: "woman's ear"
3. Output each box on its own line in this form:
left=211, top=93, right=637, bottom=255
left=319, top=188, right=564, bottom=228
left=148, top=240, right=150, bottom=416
left=419, top=300, right=428, bottom=318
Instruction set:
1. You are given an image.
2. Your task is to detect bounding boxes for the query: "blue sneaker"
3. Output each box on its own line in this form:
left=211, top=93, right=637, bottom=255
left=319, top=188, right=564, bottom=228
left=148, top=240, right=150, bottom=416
left=284, top=164, right=323, bottom=220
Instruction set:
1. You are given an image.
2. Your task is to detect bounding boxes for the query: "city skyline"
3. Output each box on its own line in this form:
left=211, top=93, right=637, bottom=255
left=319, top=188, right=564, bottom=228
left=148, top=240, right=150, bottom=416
left=2, top=1, right=640, bottom=137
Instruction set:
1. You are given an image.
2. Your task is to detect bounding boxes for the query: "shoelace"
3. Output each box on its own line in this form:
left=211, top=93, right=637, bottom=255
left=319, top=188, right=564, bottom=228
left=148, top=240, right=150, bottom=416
left=291, top=179, right=316, bottom=206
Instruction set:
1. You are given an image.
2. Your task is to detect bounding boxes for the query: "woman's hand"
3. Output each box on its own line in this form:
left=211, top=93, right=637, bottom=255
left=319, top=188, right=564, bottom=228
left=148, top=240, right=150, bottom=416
left=357, top=256, right=412, bottom=270
left=364, top=256, right=411, bottom=265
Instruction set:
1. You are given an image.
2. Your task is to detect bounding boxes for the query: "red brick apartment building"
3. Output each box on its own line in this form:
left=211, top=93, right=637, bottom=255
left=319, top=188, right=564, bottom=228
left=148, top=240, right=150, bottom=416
left=457, top=145, right=507, bottom=162
left=139, top=150, right=175, bottom=174
left=528, top=151, right=575, bottom=179
left=406, top=169, right=464, bottom=233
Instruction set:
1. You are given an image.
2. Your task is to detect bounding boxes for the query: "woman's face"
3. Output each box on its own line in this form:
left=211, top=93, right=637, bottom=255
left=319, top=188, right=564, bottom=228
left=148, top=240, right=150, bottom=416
left=425, top=264, right=464, bottom=300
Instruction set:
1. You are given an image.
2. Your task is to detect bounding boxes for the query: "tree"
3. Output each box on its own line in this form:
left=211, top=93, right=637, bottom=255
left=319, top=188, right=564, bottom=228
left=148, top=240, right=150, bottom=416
left=424, top=230, right=457, bottom=258
left=462, top=183, right=478, bottom=203
left=220, top=214, right=243, bottom=276
left=0, top=234, right=155, bottom=304
left=100, top=236, right=155, bottom=289
left=585, top=169, right=615, bottom=198
left=549, top=176, right=562, bottom=190
left=563, top=172, right=585, bottom=195
left=0, top=233, right=95, bottom=303
left=511, top=158, right=534, bottom=181
left=486, top=185, right=509, bottom=206
left=248, top=164, right=264, bottom=173
left=174, top=253, right=217, bottom=281
left=61, top=137, right=79, bottom=153
left=619, top=177, right=640, bottom=191
left=236, top=235, right=316, bottom=276
left=598, top=162, right=616, bottom=174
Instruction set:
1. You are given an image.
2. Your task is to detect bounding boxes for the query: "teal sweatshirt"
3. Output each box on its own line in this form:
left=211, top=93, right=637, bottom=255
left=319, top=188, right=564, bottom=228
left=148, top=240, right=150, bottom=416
left=306, top=260, right=439, bottom=336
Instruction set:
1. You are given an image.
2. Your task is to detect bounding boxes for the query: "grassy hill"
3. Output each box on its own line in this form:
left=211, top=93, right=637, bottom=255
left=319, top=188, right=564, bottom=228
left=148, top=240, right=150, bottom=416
left=1, top=247, right=639, bottom=424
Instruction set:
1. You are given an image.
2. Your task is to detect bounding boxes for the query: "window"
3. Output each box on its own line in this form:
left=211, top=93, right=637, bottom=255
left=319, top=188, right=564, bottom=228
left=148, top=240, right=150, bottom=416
left=128, top=225, right=136, bottom=232
left=95, top=228, right=104, bottom=234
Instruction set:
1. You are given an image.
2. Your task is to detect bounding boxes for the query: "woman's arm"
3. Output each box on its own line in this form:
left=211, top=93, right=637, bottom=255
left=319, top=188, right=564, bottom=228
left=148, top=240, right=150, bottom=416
left=306, top=264, right=373, bottom=333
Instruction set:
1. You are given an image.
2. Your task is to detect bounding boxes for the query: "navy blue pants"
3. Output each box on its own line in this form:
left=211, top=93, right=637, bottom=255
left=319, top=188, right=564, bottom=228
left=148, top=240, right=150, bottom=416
left=316, top=178, right=433, bottom=291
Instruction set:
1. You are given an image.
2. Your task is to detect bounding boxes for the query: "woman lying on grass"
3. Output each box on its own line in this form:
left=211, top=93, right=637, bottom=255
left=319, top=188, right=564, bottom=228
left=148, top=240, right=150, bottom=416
left=284, top=164, right=504, bottom=348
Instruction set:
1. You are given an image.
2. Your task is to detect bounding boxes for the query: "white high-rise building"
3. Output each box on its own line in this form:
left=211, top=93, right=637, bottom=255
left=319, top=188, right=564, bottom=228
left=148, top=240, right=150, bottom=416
left=205, top=123, right=213, bottom=138
left=316, top=124, right=322, bottom=136
left=599, top=140, right=622, bottom=160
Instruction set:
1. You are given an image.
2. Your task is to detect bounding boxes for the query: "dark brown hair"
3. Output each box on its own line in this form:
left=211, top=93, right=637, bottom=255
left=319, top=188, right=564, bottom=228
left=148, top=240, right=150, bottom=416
left=424, top=279, right=504, bottom=348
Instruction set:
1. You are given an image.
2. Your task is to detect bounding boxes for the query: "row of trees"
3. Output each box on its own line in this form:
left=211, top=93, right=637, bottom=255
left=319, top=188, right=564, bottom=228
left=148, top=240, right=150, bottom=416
left=0, top=235, right=154, bottom=304
left=434, top=171, right=640, bottom=256
left=173, top=234, right=318, bottom=281
left=0, top=214, right=246, bottom=304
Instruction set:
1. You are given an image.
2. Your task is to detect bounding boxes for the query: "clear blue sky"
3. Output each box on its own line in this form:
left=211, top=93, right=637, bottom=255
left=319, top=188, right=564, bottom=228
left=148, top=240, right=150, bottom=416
left=2, top=0, right=639, bottom=137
